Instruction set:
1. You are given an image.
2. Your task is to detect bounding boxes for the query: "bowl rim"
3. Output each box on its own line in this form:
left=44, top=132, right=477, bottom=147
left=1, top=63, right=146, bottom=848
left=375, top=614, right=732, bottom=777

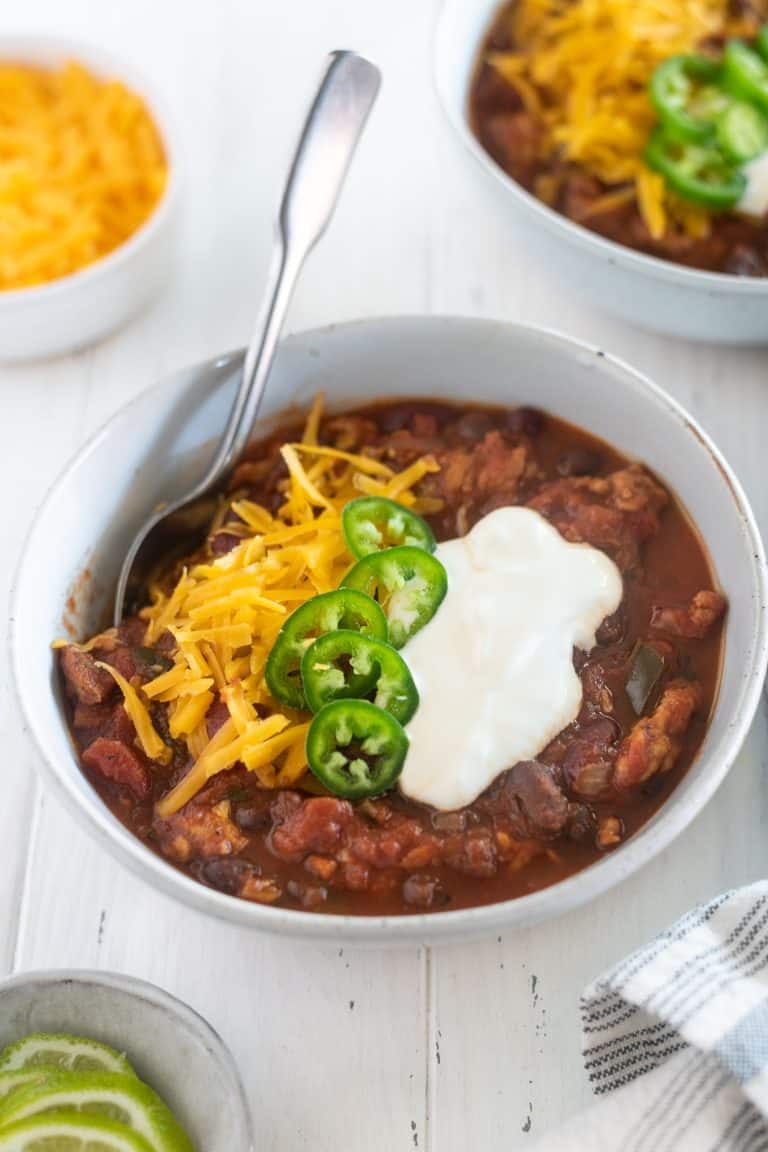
left=432, top=0, right=768, bottom=295
left=11, top=315, right=768, bottom=943
left=0, top=968, right=254, bottom=1149
left=0, top=33, right=180, bottom=304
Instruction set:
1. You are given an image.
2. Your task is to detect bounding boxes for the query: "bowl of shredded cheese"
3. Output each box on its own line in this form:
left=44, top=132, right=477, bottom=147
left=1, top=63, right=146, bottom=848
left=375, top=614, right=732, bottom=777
left=0, top=38, right=179, bottom=360
left=435, top=0, right=768, bottom=342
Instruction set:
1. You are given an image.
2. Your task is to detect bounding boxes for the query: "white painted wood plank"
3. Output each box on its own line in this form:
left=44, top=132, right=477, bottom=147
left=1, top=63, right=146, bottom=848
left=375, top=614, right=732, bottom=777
left=0, top=0, right=766, bottom=1149
left=0, top=353, right=102, bottom=973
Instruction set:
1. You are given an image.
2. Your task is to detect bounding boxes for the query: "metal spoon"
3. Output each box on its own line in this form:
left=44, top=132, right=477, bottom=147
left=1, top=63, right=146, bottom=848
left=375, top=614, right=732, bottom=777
left=113, top=50, right=381, bottom=623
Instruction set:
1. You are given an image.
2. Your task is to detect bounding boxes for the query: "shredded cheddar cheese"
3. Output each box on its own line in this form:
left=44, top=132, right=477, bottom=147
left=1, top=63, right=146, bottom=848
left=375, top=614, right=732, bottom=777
left=95, top=662, right=171, bottom=766
left=0, top=60, right=167, bottom=290
left=110, top=394, right=443, bottom=819
left=489, top=0, right=762, bottom=237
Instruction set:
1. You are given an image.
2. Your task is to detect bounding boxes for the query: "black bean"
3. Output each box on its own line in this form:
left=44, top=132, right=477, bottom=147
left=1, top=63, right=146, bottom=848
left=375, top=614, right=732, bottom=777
left=453, top=412, right=495, bottom=441
left=234, top=804, right=271, bottom=832
left=557, top=448, right=602, bottom=477
left=199, top=858, right=256, bottom=895
left=505, top=406, right=543, bottom=437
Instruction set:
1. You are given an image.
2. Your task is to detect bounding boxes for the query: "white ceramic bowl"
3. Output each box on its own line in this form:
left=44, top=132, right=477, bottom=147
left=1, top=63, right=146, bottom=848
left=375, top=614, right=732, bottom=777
left=435, top=0, right=768, bottom=343
left=12, top=317, right=768, bottom=944
left=0, top=37, right=180, bottom=362
left=0, top=970, right=253, bottom=1150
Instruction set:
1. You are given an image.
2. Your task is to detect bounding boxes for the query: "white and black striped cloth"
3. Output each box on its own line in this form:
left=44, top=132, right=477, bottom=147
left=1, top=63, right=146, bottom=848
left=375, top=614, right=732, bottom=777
left=535, top=883, right=768, bottom=1151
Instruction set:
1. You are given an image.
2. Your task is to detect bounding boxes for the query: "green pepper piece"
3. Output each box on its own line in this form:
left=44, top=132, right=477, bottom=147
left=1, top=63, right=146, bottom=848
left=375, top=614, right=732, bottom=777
left=265, top=589, right=388, bottom=710
left=645, top=126, right=746, bottom=209
left=716, top=100, right=768, bottom=162
left=341, top=545, right=448, bottom=649
left=649, top=55, right=722, bottom=143
left=306, top=699, right=408, bottom=799
left=301, top=630, right=419, bottom=724
left=625, top=641, right=666, bottom=716
left=723, top=41, right=768, bottom=111
left=756, top=25, right=768, bottom=64
left=688, top=84, right=732, bottom=123
left=342, top=496, right=436, bottom=559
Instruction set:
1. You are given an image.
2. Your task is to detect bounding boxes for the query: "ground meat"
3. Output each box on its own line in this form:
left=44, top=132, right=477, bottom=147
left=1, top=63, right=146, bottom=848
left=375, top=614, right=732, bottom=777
left=614, top=680, right=703, bottom=789
left=559, top=171, right=605, bottom=222
left=527, top=464, right=668, bottom=570
left=59, top=647, right=116, bottom=706
left=651, top=590, right=727, bottom=640
left=348, top=814, right=437, bottom=869
left=270, top=795, right=354, bottom=857
left=82, top=738, right=150, bottom=799
left=305, top=854, right=338, bottom=882
left=422, top=430, right=536, bottom=532
left=155, top=800, right=248, bottom=863
left=480, top=111, right=545, bottom=186
left=322, top=414, right=379, bottom=451
left=443, top=828, right=498, bottom=878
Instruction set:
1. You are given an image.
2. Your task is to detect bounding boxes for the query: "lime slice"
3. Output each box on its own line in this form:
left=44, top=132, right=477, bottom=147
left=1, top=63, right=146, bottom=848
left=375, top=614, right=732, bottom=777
left=0, top=1075, right=52, bottom=1104
left=0, top=1074, right=194, bottom=1152
left=0, top=1038, right=133, bottom=1077
left=0, top=1109, right=154, bottom=1150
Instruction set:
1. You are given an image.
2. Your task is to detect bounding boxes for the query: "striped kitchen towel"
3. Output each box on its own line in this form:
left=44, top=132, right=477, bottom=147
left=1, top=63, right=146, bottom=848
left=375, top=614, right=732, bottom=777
left=535, top=881, right=768, bottom=1151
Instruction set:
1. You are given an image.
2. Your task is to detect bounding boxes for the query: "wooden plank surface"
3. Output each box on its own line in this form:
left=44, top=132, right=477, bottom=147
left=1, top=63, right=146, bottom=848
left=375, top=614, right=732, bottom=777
left=1, top=0, right=766, bottom=1147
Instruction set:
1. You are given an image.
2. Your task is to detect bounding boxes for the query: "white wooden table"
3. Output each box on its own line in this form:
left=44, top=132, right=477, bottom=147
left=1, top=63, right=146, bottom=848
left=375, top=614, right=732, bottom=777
left=1, top=1, right=767, bottom=1147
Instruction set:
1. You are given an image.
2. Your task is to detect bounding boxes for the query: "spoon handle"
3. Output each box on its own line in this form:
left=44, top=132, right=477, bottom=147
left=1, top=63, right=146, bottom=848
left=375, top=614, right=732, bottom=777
left=208, top=51, right=381, bottom=477
left=112, top=52, right=379, bottom=624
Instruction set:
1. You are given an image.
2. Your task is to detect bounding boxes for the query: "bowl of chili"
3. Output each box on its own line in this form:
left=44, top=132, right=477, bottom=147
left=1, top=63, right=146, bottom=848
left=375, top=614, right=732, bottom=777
left=435, top=0, right=768, bottom=342
left=12, top=316, right=768, bottom=943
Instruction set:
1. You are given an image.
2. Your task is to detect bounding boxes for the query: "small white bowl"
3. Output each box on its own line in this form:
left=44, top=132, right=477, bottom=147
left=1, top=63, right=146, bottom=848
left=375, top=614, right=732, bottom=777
left=11, top=317, right=768, bottom=945
left=435, top=0, right=768, bottom=343
left=0, top=970, right=253, bottom=1151
left=0, top=37, right=180, bottom=362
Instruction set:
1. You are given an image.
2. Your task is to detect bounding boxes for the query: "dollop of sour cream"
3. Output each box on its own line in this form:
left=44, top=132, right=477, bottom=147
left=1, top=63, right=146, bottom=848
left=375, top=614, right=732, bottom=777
left=737, top=151, right=768, bottom=218
left=399, top=507, right=623, bottom=811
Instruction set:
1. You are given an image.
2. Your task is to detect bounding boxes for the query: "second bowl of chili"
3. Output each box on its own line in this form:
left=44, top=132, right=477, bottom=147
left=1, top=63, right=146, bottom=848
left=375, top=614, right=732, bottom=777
left=435, top=0, right=768, bottom=342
